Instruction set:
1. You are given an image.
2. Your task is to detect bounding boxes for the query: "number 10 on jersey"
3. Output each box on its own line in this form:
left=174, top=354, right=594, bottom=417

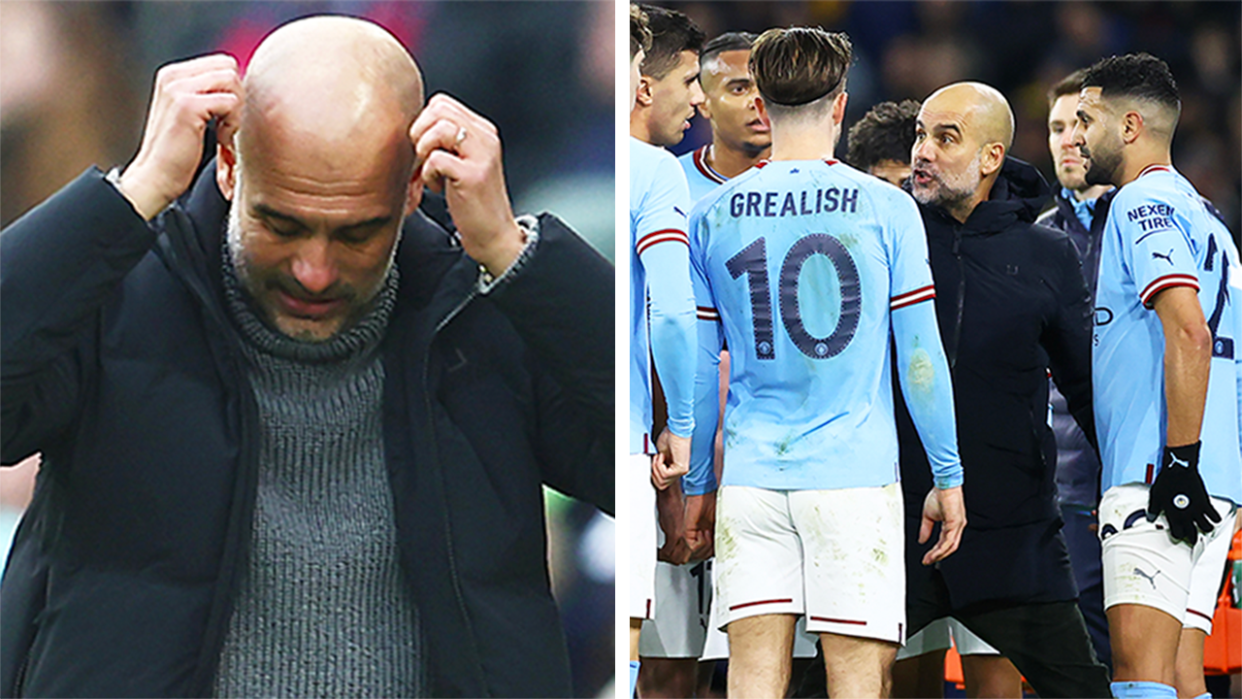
left=725, top=233, right=861, bottom=361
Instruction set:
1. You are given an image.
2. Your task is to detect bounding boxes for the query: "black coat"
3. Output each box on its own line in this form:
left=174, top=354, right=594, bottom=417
left=0, top=165, right=614, bottom=698
left=897, top=157, right=1094, bottom=612
left=1036, top=188, right=1116, bottom=509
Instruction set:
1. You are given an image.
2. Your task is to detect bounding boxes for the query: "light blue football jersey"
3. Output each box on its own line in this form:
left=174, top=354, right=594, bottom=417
left=678, top=144, right=731, bottom=495
left=1094, top=164, right=1242, bottom=504
left=688, top=159, right=962, bottom=491
left=678, top=145, right=729, bottom=201
left=630, top=137, right=697, bottom=455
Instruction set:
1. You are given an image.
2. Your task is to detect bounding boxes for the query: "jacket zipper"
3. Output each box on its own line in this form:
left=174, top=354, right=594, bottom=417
left=11, top=647, right=30, bottom=697
left=950, top=227, right=966, bottom=370
left=421, top=284, right=490, bottom=695
left=156, top=210, right=262, bottom=696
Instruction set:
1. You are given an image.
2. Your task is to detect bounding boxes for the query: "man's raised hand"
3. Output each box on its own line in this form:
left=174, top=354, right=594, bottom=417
left=118, top=54, right=242, bottom=220
left=409, top=94, right=525, bottom=276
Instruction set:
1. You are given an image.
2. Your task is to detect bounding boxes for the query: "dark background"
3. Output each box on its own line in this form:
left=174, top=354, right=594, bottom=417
left=658, top=0, right=1241, bottom=248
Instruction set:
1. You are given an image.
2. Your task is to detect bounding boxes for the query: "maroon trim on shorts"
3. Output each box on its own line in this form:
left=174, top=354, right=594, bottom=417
left=809, top=616, right=867, bottom=626
left=1187, top=608, right=1213, bottom=623
left=730, top=598, right=794, bottom=611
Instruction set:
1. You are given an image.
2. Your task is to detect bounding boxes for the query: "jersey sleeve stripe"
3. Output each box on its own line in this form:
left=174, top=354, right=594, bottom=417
left=635, top=229, right=689, bottom=255
left=696, top=306, right=720, bottom=321
left=890, top=285, right=936, bottom=310
left=1139, top=274, right=1200, bottom=306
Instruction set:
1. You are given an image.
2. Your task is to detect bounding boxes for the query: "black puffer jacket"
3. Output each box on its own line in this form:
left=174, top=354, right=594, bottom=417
left=1036, top=188, right=1116, bottom=509
left=897, top=157, right=1094, bottom=610
left=0, top=165, right=614, bottom=697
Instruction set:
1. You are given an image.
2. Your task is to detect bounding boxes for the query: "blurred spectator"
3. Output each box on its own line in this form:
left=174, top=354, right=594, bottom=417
left=0, top=2, right=140, bottom=227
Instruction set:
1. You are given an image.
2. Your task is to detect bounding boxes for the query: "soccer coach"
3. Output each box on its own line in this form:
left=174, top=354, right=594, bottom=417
left=0, top=15, right=612, bottom=698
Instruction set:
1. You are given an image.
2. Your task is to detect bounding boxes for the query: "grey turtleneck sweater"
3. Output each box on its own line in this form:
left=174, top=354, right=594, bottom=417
left=213, top=257, right=422, bottom=698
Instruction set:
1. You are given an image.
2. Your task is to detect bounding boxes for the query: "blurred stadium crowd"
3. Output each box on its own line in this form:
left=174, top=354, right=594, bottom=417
left=664, top=1, right=1240, bottom=249
left=0, top=2, right=614, bottom=697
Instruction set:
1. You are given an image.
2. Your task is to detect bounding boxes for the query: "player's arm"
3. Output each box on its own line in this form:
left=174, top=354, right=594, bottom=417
left=1122, top=189, right=1219, bottom=543
left=682, top=216, right=724, bottom=561
left=887, top=194, right=965, bottom=564
left=639, top=155, right=697, bottom=487
left=1043, top=234, right=1097, bottom=451
left=1148, top=286, right=1219, bottom=543
left=1154, top=287, right=1210, bottom=446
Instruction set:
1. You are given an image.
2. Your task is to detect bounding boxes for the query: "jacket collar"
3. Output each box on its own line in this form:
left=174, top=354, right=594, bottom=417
left=918, top=156, right=1051, bottom=236
left=962, top=156, right=1050, bottom=234
left=169, top=160, right=477, bottom=328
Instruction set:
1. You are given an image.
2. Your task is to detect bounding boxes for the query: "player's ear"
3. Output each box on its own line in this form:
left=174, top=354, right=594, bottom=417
left=636, top=76, right=655, bottom=108
left=1121, top=110, right=1143, bottom=144
left=832, top=91, right=848, bottom=125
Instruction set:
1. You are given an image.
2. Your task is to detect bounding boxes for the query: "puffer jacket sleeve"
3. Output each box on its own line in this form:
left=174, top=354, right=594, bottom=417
left=1, top=168, right=159, bottom=463
left=484, top=213, right=615, bottom=514
left=1042, top=230, right=1097, bottom=452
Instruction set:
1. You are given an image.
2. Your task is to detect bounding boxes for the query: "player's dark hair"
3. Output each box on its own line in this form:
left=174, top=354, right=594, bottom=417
left=701, top=31, right=758, bottom=66
left=846, top=99, right=920, bottom=172
left=750, top=26, right=852, bottom=113
left=637, top=4, right=705, bottom=80
left=630, top=4, right=652, bottom=60
left=1046, top=68, right=1088, bottom=108
left=1081, top=53, right=1180, bottom=113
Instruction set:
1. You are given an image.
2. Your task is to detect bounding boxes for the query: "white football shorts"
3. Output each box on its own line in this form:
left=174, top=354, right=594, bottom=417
left=639, top=556, right=712, bottom=657
left=629, top=453, right=657, bottom=620
left=700, top=591, right=820, bottom=661
left=714, top=483, right=906, bottom=644
left=1099, top=483, right=1236, bottom=633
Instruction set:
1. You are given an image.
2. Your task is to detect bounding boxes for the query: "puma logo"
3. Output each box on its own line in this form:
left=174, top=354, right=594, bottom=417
left=1169, top=453, right=1190, bottom=468
left=1152, top=249, right=1174, bottom=265
left=1133, top=567, right=1161, bottom=589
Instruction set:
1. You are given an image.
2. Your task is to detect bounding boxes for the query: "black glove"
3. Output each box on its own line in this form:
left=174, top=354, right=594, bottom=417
left=1147, top=441, right=1221, bottom=545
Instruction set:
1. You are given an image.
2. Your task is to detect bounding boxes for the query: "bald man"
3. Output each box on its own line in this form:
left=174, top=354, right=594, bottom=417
left=0, top=15, right=612, bottom=698
left=894, top=82, right=1112, bottom=697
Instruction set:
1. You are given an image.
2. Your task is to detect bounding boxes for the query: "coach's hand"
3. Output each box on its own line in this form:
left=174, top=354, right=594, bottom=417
left=1148, top=442, right=1220, bottom=545
left=119, top=54, right=242, bottom=220
left=920, top=486, right=965, bottom=565
left=651, top=428, right=690, bottom=490
left=410, top=93, right=526, bottom=278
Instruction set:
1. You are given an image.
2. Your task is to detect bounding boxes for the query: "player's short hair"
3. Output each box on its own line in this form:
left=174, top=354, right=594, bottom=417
left=750, top=27, right=852, bottom=120
left=1082, top=53, right=1181, bottom=114
left=846, top=99, right=920, bottom=172
left=1046, top=68, right=1088, bottom=108
left=701, top=31, right=758, bottom=66
left=630, top=4, right=652, bottom=61
left=637, top=4, right=705, bottom=80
